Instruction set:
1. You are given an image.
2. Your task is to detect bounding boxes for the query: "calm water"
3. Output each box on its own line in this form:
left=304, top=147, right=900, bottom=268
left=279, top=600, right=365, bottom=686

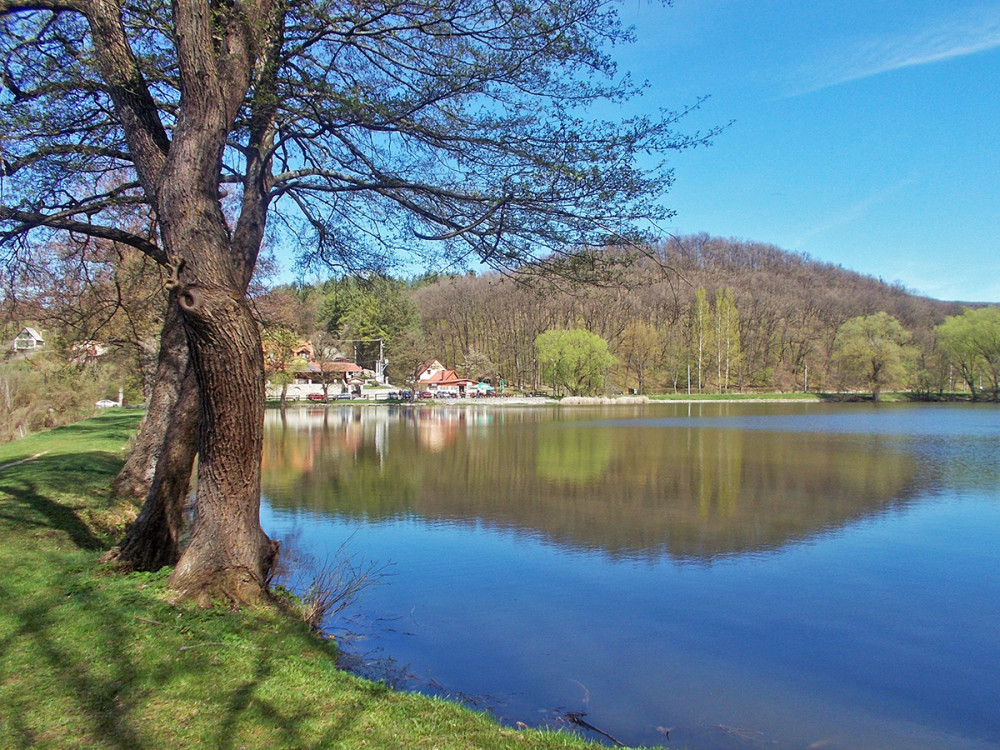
left=260, top=402, right=1000, bottom=750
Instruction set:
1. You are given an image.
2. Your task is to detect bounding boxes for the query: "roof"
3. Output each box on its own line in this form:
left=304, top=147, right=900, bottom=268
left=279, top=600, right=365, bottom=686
left=308, top=361, right=362, bottom=373
left=420, top=368, right=458, bottom=383
left=11, top=327, right=45, bottom=350
left=414, top=358, right=445, bottom=377
left=421, top=369, right=477, bottom=386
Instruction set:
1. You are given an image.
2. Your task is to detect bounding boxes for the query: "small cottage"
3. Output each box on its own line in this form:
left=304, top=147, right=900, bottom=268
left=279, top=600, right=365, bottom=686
left=11, top=327, right=45, bottom=352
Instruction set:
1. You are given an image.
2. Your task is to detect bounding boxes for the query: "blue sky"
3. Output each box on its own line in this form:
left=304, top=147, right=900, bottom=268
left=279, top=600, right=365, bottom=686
left=618, top=0, right=1000, bottom=302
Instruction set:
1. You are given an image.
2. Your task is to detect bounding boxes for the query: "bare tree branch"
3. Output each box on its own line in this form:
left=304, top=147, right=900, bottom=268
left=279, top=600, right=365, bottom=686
left=0, top=204, right=166, bottom=262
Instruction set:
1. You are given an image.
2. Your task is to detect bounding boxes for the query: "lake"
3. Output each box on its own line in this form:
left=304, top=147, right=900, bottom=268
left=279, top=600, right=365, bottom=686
left=260, top=402, right=1000, bottom=750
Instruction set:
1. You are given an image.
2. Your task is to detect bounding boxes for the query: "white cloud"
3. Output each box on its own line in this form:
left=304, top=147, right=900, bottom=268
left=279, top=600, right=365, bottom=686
left=792, top=7, right=1000, bottom=94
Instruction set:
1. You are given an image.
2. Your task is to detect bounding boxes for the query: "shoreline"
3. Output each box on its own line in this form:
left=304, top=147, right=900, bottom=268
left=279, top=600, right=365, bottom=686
left=268, top=391, right=982, bottom=407
left=273, top=394, right=825, bottom=407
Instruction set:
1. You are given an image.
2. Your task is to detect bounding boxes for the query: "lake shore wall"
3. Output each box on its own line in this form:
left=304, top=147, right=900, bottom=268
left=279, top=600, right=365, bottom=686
left=559, top=396, right=650, bottom=405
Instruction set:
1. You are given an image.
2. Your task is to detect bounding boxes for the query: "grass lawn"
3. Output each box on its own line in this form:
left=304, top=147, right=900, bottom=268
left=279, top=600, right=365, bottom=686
left=0, top=413, right=636, bottom=750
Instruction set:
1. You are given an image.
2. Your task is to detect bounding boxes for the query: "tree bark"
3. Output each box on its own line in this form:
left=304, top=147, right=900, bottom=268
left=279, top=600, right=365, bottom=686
left=109, top=366, right=199, bottom=570
left=107, top=298, right=199, bottom=570
left=112, top=300, right=192, bottom=500
left=149, top=0, right=280, bottom=604
left=167, top=276, right=277, bottom=605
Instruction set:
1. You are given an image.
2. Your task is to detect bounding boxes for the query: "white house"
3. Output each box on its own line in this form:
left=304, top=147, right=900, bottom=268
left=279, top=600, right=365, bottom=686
left=11, top=327, right=45, bottom=352
left=413, top=358, right=446, bottom=382
left=412, top=358, right=478, bottom=396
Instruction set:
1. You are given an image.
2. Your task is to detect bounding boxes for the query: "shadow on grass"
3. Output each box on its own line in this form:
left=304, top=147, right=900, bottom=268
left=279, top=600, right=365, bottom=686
left=0, top=451, right=127, bottom=550
left=0, top=479, right=105, bottom=549
left=0, top=577, right=147, bottom=749
left=47, top=412, right=145, bottom=437
left=0, top=454, right=398, bottom=750
left=1, top=565, right=396, bottom=749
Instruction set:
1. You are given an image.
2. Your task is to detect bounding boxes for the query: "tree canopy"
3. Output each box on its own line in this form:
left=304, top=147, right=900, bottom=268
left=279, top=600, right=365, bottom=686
left=536, top=327, right=614, bottom=396
left=832, top=312, right=913, bottom=401
left=1, top=0, right=715, bottom=276
left=936, top=307, right=1000, bottom=400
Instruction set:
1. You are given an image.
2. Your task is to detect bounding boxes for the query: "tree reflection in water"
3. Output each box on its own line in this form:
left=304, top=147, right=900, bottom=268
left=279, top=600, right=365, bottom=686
left=262, top=403, right=922, bottom=562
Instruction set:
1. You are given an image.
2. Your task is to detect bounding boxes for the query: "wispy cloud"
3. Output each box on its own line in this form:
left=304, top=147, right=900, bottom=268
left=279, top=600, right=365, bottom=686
left=792, top=7, right=1000, bottom=95
left=792, top=178, right=915, bottom=247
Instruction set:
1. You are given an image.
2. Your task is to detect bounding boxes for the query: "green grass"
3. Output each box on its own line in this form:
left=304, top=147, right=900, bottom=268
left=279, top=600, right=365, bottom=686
left=0, top=413, right=644, bottom=750
left=649, top=391, right=983, bottom=403
left=648, top=391, right=821, bottom=401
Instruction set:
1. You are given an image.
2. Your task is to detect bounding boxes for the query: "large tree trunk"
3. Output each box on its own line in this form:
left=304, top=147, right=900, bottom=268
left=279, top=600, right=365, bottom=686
left=106, top=297, right=199, bottom=572
left=167, top=277, right=277, bottom=605
left=98, top=0, right=282, bottom=605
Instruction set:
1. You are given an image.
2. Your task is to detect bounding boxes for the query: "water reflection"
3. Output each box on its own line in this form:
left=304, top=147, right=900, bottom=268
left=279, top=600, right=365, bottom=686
left=262, top=404, right=925, bottom=561
left=260, top=403, right=1000, bottom=750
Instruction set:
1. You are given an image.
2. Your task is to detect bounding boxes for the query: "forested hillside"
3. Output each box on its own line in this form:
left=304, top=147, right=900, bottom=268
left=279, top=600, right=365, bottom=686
left=247, top=234, right=992, bottom=398
left=407, top=235, right=972, bottom=394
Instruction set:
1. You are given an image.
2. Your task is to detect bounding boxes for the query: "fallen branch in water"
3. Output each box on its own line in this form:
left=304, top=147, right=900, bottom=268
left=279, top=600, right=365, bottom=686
left=565, top=712, right=625, bottom=747
left=715, top=724, right=765, bottom=741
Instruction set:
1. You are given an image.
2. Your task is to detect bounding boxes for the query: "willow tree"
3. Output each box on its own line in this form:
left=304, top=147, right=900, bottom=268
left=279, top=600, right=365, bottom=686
left=1, top=0, right=715, bottom=603
left=832, top=312, right=914, bottom=401
left=536, top=328, right=614, bottom=396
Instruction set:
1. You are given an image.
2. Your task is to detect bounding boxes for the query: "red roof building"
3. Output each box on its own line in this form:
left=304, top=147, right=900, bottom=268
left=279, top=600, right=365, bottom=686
left=416, top=366, right=477, bottom=395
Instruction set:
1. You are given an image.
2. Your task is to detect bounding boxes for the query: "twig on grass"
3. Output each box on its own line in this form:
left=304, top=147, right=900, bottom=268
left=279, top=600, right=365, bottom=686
left=178, top=642, right=229, bottom=652
left=134, top=616, right=169, bottom=627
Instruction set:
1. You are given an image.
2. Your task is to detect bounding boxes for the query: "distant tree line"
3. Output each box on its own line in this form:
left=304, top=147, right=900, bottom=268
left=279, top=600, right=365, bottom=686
left=403, top=236, right=996, bottom=398
left=251, top=234, right=998, bottom=400
left=4, top=233, right=998, bottom=444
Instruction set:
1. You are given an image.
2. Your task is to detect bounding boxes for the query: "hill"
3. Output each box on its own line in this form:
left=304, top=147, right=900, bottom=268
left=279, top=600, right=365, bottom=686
left=407, top=234, right=973, bottom=394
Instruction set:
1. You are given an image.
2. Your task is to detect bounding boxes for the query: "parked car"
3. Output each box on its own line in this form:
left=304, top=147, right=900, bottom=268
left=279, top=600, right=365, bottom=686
left=95, top=399, right=119, bottom=408
left=334, top=392, right=354, bottom=400
left=306, top=393, right=327, bottom=402
left=417, top=391, right=434, bottom=400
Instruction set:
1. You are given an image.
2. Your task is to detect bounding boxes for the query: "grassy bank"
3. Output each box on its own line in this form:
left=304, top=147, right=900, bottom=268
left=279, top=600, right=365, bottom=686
left=0, top=414, right=633, bottom=750
left=648, top=392, right=820, bottom=402
left=648, top=391, right=980, bottom=403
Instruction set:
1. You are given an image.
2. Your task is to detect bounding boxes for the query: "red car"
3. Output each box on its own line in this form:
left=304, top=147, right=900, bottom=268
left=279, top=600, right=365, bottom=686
left=306, top=393, right=327, bottom=402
